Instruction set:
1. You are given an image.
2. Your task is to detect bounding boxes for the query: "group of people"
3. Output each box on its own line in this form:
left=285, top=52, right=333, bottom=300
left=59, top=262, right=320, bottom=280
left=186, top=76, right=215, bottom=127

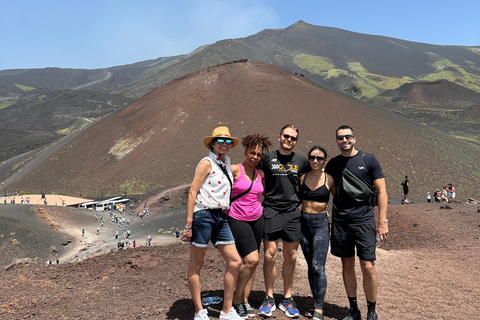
left=182, top=125, right=388, bottom=320
left=433, top=184, right=456, bottom=203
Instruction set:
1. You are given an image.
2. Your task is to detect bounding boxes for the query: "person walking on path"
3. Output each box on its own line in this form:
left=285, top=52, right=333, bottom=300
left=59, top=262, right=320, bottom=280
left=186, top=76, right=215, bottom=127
left=401, top=176, right=409, bottom=204
left=298, top=146, right=334, bottom=320
left=447, top=183, right=456, bottom=202
left=258, top=124, right=309, bottom=318
left=226, top=134, right=272, bottom=319
left=324, top=125, right=388, bottom=320
left=181, top=126, right=243, bottom=320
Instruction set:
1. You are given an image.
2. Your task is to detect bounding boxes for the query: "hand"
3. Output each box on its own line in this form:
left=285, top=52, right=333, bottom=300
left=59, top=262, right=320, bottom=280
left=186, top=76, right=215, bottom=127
left=376, top=221, right=389, bottom=242
left=180, top=228, right=192, bottom=242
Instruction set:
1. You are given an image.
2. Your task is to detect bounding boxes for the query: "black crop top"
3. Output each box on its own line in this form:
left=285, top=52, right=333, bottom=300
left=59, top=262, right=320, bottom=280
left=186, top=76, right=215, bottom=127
left=299, top=172, right=330, bottom=203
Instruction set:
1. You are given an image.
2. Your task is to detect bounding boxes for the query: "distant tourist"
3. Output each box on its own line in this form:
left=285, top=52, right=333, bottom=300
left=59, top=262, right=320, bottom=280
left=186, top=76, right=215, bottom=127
left=181, top=126, right=243, bottom=320
left=441, top=186, right=449, bottom=203
left=401, top=176, right=409, bottom=204
left=175, top=228, right=180, bottom=239
left=325, top=125, right=388, bottom=320
left=447, top=183, right=456, bottom=202
left=426, top=192, right=431, bottom=203
left=434, top=189, right=441, bottom=203
left=226, top=134, right=272, bottom=319
left=146, top=234, right=151, bottom=246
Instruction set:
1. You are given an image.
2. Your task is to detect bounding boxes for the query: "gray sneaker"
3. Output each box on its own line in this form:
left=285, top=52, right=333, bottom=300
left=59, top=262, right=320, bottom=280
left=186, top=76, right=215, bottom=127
left=343, top=309, right=361, bottom=320
left=366, top=312, right=378, bottom=320
left=243, top=302, right=255, bottom=318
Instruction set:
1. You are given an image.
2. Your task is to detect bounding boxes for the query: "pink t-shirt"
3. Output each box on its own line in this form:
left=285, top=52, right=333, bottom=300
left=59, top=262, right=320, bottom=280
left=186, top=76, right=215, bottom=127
left=226, top=164, right=263, bottom=221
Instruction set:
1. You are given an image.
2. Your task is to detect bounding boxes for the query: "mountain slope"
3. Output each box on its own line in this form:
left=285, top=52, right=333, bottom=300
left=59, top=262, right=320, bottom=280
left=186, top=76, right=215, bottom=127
left=2, top=61, right=478, bottom=201
left=116, top=21, right=480, bottom=101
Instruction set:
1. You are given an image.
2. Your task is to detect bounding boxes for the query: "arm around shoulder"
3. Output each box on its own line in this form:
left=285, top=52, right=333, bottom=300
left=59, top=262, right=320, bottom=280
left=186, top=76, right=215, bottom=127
left=231, top=164, right=241, bottom=180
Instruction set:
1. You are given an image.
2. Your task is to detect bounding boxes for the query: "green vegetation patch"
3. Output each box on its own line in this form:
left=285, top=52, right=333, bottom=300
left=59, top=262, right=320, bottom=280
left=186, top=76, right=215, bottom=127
left=346, top=61, right=413, bottom=94
left=119, top=180, right=159, bottom=195
left=353, top=80, right=380, bottom=98
left=146, top=59, right=181, bottom=77
left=467, top=48, right=480, bottom=56
left=14, top=84, right=35, bottom=92
left=0, top=100, right=16, bottom=109
left=421, top=61, right=480, bottom=93
left=347, top=62, right=368, bottom=73
left=293, top=53, right=334, bottom=74
left=325, top=68, right=348, bottom=79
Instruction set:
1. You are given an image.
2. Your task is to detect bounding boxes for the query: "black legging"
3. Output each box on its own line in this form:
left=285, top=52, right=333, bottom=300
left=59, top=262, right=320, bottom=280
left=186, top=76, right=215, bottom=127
left=300, top=212, right=329, bottom=310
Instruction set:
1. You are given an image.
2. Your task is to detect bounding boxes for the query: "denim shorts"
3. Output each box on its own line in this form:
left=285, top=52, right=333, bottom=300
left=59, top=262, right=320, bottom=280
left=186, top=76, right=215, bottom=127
left=191, top=209, right=235, bottom=248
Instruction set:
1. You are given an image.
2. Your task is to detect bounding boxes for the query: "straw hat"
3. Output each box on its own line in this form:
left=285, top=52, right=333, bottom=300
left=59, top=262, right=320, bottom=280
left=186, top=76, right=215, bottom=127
left=203, top=126, right=239, bottom=149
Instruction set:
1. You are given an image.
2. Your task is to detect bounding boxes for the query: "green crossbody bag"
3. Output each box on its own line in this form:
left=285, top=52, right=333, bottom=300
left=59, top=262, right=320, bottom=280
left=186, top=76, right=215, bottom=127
left=341, top=167, right=374, bottom=203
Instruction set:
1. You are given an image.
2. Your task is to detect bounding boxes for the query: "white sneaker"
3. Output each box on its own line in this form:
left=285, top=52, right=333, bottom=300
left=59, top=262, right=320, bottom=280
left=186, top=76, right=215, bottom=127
left=219, top=307, right=244, bottom=320
left=194, top=309, right=210, bottom=320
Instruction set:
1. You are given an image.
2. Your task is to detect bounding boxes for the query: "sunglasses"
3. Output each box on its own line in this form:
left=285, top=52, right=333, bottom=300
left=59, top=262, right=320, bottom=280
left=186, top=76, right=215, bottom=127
left=336, top=134, right=354, bottom=141
left=282, top=134, right=298, bottom=142
left=309, top=156, right=326, bottom=162
left=214, top=138, right=233, bottom=145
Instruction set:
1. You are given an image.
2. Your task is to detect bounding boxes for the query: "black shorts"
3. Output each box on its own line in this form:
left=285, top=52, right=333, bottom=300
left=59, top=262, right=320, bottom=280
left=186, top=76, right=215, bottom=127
left=227, top=215, right=264, bottom=258
left=263, top=206, right=301, bottom=243
left=331, top=222, right=376, bottom=261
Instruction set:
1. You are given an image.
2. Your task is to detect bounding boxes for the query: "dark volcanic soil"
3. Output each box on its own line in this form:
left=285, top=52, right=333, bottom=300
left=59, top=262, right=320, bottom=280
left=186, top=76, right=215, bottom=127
left=0, top=188, right=479, bottom=320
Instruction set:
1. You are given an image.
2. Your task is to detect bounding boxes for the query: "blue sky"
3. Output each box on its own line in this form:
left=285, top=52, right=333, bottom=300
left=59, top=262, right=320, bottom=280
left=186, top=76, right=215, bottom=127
left=1, top=0, right=479, bottom=70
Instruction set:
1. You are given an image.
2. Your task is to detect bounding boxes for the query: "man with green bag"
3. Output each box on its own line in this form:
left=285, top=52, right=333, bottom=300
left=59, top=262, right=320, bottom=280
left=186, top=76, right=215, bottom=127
left=325, top=125, right=388, bottom=320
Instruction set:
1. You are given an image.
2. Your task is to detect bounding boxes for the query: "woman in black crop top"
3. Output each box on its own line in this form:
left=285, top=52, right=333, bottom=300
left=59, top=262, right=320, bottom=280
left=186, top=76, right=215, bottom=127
left=299, top=146, right=334, bottom=320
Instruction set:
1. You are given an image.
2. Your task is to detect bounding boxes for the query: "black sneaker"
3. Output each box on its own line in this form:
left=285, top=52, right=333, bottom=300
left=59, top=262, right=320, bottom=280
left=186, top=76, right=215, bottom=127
left=234, top=304, right=248, bottom=319
left=343, top=309, right=361, bottom=320
left=243, top=302, right=255, bottom=318
left=367, top=312, right=378, bottom=320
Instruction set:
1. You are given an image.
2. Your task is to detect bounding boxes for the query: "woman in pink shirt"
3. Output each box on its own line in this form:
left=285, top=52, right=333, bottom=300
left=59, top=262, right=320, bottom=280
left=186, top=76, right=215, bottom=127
left=226, top=134, right=272, bottom=319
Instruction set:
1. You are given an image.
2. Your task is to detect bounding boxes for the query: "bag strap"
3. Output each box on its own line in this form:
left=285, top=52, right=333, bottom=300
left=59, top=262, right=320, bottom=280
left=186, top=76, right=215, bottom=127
left=231, top=169, right=256, bottom=203
left=214, top=160, right=233, bottom=189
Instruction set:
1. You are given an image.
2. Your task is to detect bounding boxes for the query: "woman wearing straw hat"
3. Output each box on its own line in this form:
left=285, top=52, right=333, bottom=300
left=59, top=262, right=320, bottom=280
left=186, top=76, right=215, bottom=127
left=181, top=126, right=244, bottom=320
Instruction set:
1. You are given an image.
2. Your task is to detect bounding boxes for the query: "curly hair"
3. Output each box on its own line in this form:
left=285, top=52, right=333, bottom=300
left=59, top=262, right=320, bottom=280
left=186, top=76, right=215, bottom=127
left=241, top=134, right=273, bottom=154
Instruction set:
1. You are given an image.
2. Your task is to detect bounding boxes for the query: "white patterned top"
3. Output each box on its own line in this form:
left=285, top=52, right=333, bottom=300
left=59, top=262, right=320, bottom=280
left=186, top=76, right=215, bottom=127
left=194, top=151, right=233, bottom=212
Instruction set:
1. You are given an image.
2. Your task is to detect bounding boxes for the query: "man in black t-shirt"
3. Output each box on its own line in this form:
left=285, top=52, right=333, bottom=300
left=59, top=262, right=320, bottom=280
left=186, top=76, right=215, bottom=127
left=258, top=124, right=308, bottom=318
left=325, top=125, right=388, bottom=320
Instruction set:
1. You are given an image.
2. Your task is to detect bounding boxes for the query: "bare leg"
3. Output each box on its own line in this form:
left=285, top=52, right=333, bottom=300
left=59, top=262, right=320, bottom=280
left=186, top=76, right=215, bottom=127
left=217, top=244, right=242, bottom=313
left=187, top=246, right=208, bottom=314
left=360, top=260, right=377, bottom=302
left=263, top=239, right=279, bottom=297
left=233, top=250, right=259, bottom=305
left=281, top=241, right=299, bottom=298
left=341, top=256, right=357, bottom=298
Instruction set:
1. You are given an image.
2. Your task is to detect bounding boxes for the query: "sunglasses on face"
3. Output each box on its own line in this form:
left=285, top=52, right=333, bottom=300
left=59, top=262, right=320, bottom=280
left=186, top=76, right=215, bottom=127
left=309, top=156, right=326, bottom=162
left=282, top=134, right=298, bottom=142
left=214, top=138, right=233, bottom=145
left=336, top=134, right=354, bottom=141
